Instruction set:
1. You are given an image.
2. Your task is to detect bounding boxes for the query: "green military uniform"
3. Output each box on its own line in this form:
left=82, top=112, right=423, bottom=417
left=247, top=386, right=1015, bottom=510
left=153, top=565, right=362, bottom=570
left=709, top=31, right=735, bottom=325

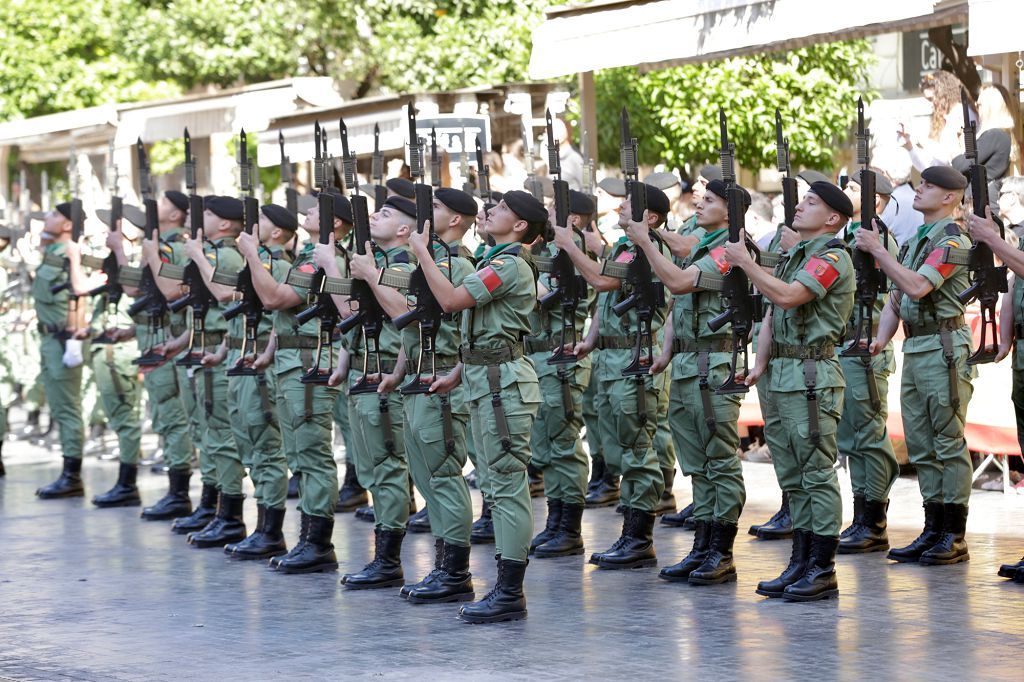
left=896, top=218, right=975, bottom=506
left=89, top=294, right=142, bottom=465
left=401, top=241, right=476, bottom=546
left=763, top=234, right=855, bottom=537
left=1011, top=239, right=1024, bottom=458
left=526, top=241, right=594, bottom=506
left=32, top=242, right=85, bottom=460
left=460, top=242, right=540, bottom=563
left=348, top=244, right=415, bottom=532
left=276, top=241, right=342, bottom=519
left=837, top=222, right=899, bottom=502
left=226, top=244, right=288, bottom=510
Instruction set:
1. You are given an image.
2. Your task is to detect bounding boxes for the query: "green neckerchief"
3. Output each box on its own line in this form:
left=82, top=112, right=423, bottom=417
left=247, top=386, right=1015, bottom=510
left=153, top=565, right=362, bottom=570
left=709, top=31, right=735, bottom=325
left=697, top=227, right=727, bottom=249
left=915, top=221, right=937, bottom=242
left=482, top=242, right=517, bottom=261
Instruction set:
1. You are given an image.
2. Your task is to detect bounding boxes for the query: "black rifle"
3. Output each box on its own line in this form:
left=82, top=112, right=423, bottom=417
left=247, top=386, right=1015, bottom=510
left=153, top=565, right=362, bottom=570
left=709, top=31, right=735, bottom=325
left=222, top=129, right=262, bottom=377
left=474, top=134, right=490, bottom=200
left=371, top=123, right=388, bottom=207
left=89, top=142, right=124, bottom=344
left=295, top=120, right=342, bottom=384
left=391, top=114, right=450, bottom=395
left=611, top=107, right=664, bottom=377
left=131, top=138, right=169, bottom=366
left=776, top=110, right=798, bottom=231
left=540, top=108, right=585, bottom=365
left=279, top=131, right=298, bottom=218
left=430, top=129, right=442, bottom=189
left=841, top=98, right=889, bottom=360
left=955, top=89, right=1007, bottom=364
left=707, top=109, right=759, bottom=394
left=55, top=152, right=85, bottom=336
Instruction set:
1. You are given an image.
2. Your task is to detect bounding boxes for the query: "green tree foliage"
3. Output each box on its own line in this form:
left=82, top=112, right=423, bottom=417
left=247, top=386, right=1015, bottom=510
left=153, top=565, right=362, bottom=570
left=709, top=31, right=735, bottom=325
left=585, top=41, right=876, bottom=174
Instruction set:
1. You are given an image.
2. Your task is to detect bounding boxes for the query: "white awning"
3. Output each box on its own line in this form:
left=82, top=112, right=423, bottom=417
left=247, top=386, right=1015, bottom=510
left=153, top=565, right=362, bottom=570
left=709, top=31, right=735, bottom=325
left=967, top=0, right=1024, bottom=56
left=528, top=0, right=968, bottom=78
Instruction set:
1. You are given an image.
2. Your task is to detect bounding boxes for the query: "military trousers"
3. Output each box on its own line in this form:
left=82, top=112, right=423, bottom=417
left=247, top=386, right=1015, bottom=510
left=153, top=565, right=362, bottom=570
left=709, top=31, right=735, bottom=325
left=581, top=352, right=604, bottom=471
left=277, top=366, right=339, bottom=518
left=654, top=376, right=677, bottom=475
left=349, top=374, right=410, bottom=531
left=901, top=344, right=974, bottom=505
left=90, top=343, right=142, bottom=465
left=194, top=364, right=239, bottom=494
left=593, top=372, right=664, bottom=513
left=39, top=335, right=85, bottom=459
left=528, top=359, right=591, bottom=505
left=404, top=386, right=472, bottom=546
left=333, top=389, right=357, bottom=469
left=764, top=384, right=844, bottom=537
left=1012, top=366, right=1024, bottom=459
left=173, top=363, right=202, bottom=472
left=668, top=362, right=744, bottom=524
left=142, top=360, right=193, bottom=471
left=228, top=369, right=286, bottom=509
left=837, top=352, right=899, bottom=501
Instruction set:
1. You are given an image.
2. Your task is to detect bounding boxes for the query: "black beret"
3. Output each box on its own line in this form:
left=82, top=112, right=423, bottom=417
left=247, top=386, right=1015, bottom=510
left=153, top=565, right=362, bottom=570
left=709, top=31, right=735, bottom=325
left=503, top=190, right=548, bottom=223
left=849, top=169, right=894, bottom=196
left=386, top=177, right=415, bottom=199
left=435, top=187, right=477, bottom=216
left=634, top=183, right=670, bottom=217
left=321, top=191, right=353, bottom=224
left=598, top=177, right=626, bottom=197
left=165, top=190, right=189, bottom=213
left=809, top=181, right=854, bottom=218
left=706, top=180, right=752, bottom=212
left=699, top=165, right=723, bottom=182
left=97, top=204, right=146, bottom=229
left=383, top=196, right=417, bottom=220
left=202, top=195, right=217, bottom=207
left=296, top=193, right=318, bottom=215
left=798, top=169, right=832, bottom=185
left=55, top=202, right=72, bottom=221
left=261, top=204, right=297, bottom=232
left=487, top=191, right=504, bottom=204
left=205, top=196, right=244, bottom=221
left=643, top=171, right=679, bottom=190
left=679, top=177, right=694, bottom=193
left=568, top=190, right=595, bottom=215
left=921, top=165, right=968, bottom=190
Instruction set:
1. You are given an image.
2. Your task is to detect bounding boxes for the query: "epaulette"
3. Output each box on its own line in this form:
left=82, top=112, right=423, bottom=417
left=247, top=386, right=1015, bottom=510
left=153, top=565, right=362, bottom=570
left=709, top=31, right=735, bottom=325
left=391, top=251, right=411, bottom=265
left=161, top=232, right=185, bottom=244
left=944, top=223, right=963, bottom=237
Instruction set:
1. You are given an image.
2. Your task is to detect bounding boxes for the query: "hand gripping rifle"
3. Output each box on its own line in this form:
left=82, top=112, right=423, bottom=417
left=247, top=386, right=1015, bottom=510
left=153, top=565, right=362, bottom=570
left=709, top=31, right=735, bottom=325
left=222, top=129, right=263, bottom=377
left=706, top=109, right=760, bottom=394
left=955, top=88, right=1007, bottom=365
left=390, top=111, right=450, bottom=395
left=295, top=120, right=342, bottom=384
left=131, top=138, right=169, bottom=366
left=337, top=116, right=388, bottom=395
left=279, top=131, right=298, bottom=218
left=371, top=123, right=389, bottom=207
left=611, top=107, right=665, bottom=377
left=89, top=142, right=124, bottom=344
left=540, top=109, right=585, bottom=365
left=841, top=98, right=890, bottom=360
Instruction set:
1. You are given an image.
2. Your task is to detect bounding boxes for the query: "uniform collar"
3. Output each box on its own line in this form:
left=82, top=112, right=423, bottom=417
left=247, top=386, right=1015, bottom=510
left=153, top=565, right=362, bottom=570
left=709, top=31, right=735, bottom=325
left=483, top=242, right=517, bottom=261
left=697, top=227, right=727, bottom=248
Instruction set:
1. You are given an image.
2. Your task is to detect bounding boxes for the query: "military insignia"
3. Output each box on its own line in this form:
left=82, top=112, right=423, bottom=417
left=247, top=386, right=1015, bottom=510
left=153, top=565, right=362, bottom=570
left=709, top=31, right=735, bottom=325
left=803, top=256, right=839, bottom=289
left=709, top=246, right=730, bottom=274
left=478, top=265, right=503, bottom=293
left=205, top=253, right=217, bottom=266
left=438, top=262, right=450, bottom=268
left=159, top=243, right=174, bottom=264
left=823, top=252, right=841, bottom=263
left=297, top=262, right=316, bottom=274
left=614, top=250, right=635, bottom=264
left=262, top=261, right=272, bottom=271
left=924, top=248, right=956, bottom=278
left=492, top=259, right=505, bottom=266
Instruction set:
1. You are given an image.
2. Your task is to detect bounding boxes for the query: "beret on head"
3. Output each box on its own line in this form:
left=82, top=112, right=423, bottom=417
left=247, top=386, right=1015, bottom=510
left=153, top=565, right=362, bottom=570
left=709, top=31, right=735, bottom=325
left=205, top=196, right=244, bottom=221
left=699, top=165, right=723, bottom=182
left=849, top=169, right=894, bottom=195
left=568, top=190, right=595, bottom=215
left=97, top=204, right=146, bottom=229
left=809, top=181, right=854, bottom=218
left=503, top=190, right=548, bottom=224
left=705, top=180, right=752, bottom=212
left=921, top=165, right=968, bottom=190
left=638, top=183, right=670, bottom=217
left=386, top=177, right=415, bottom=199
left=798, top=169, right=832, bottom=185
left=261, top=204, right=297, bottom=232
left=435, top=187, right=478, bottom=216
left=643, top=171, right=680, bottom=190
left=597, top=177, right=626, bottom=197
left=55, top=202, right=73, bottom=221
left=165, top=190, right=189, bottom=213
left=383, top=196, right=417, bottom=221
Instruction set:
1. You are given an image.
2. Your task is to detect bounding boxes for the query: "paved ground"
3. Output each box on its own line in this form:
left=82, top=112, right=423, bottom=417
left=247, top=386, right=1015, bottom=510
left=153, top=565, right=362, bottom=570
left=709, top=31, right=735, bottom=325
left=2, top=423, right=1024, bottom=681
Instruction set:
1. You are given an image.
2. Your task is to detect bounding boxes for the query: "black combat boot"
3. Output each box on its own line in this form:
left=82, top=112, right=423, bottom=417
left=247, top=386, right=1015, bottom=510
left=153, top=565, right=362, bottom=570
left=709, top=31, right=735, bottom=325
left=689, top=522, right=739, bottom=585
left=887, top=501, right=944, bottom=563
left=36, top=457, right=85, bottom=499
left=408, top=542, right=475, bottom=604
left=528, top=464, right=545, bottom=498
left=287, top=473, right=300, bottom=499
left=355, top=505, right=376, bottom=523
left=839, top=493, right=865, bottom=540
left=335, top=465, right=368, bottom=512
left=592, top=508, right=657, bottom=570
left=587, top=455, right=606, bottom=495
left=401, top=537, right=444, bottom=598
left=270, top=511, right=309, bottom=570
left=407, top=505, right=432, bottom=533
left=228, top=505, right=288, bottom=560
left=755, top=529, right=812, bottom=598
left=998, top=555, right=1024, bottom=579
left=529, top=498, right=563, bottom=554
left=659, top=519, right=711, bottom=582
left=171, top=483, right=218, bottom=534
left=341, top=528, right=406, bottom=589
left=839, top=498, right=890, bottom=554
left=783, top=534, right=840, bottom=601
left=0, top=442, right=6, bottom=477
left=661, top=501, right=696, bottom=529
left=753, top=492, right=793, bottom=539
left=189, top=493, right=247, bottom=548
left=277, top=513, right=338, bottom=574
left=470, top=500, right=495, bottom=544
left=534, top=502, right=585, bottom=558
left=654, top=467, right=677, bottom=516
left=92, top=462, right=141, bottom=508
left=458, top=556, right=527, bottom=624
left=585, top=472, right=620, bottom=508
left=919, top=503, right=970, bottom=566
left=141, top=468, right=193, bottom=520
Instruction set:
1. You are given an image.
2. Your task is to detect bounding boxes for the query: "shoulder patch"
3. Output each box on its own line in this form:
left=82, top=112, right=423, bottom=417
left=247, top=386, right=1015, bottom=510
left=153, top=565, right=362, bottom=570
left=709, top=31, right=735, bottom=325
left=823, top=251, right=841, bottom=263
left=708, top=246, right=729, bottom=274
left=803, top=256, right=840, bottom=290
left=614, top=250, right=635, bottom=264
left=478, top=265, right=503, bottom=293
left=262, top=261, right=272, bottom=271
left=491, top=258, right=506, bottom=267
left=924, top=248, right=956, bottom=278
left=296, top=262, right=316, bottom=274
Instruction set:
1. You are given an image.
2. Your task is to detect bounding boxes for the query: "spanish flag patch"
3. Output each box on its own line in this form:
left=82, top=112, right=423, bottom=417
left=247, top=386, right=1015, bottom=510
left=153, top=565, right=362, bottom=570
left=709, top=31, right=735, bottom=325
left=803, top=256, right=839, bottom=289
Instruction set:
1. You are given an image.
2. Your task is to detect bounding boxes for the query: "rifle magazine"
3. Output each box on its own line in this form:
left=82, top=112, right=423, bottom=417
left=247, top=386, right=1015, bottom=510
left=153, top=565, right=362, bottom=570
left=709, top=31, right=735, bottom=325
left=210, top=267, right=239, bottom=287
left=941, top=247, right=973, bottom=267
left=285, top=270, right=313, bottom=290
left=323, top=276, right=353, bottom=295
left=695, top=271, right=725, bottom=292
left=158, top=263, right=186, bottom=281
left=379, top=269, right=411, bottom=290
left=117, top=266, right=143, bottom=287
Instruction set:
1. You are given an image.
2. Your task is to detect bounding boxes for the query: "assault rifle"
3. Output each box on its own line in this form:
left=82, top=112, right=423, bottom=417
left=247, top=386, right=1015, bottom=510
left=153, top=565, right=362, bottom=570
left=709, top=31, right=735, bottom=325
left=371, top=123, right=388, bottom=208
left=279, top=131, right=298, bottom=217
left=131, top=138, right=169, bottom=366
left=89, top=142, right=125, bottom=344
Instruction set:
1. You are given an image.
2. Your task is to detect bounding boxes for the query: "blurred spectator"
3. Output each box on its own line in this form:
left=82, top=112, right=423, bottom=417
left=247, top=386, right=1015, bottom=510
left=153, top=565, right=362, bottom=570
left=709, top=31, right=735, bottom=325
left=874, top=144, right=924, bottom=245
left=952, top=84, right=1018, bottom=206
left=673, top=176, right=695, bottom=222
left=998, top=176, right=1024, bottom=239
left=898, top=70, right=969, bottom=172
left=745, top=190, right=776, bottom=248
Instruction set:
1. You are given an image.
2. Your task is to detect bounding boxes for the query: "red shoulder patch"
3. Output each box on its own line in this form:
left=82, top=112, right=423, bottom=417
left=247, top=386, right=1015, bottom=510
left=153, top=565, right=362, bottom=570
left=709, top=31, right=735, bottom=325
left=478, top=265, right=503, bottom=293
left=614, top=250, right=635, bottom=264
left=709, top=246, right=729, bottom=274
left=924, top=248, right=956, bottom=278
left=297, top=262, right=316, bottom=274
left=803, top=256, right=839, bottom=290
